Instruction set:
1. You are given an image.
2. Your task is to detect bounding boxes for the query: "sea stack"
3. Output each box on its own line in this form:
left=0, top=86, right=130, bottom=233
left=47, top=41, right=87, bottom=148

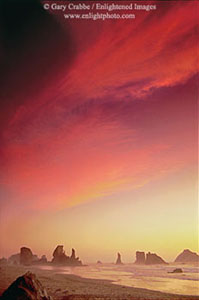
left=175, top=249, right=199, bottom=263
left=169, top=268, right=183, bottom=273
left=71, top=248, right=76, bottom=260
left=8, top=253, right=20, bottom=265
left=35, top=255, right=48, bottom=264
left=145, top=252, right=168, bottom=265
left=70, top=248, right=82, bottom=265
left=0, top=257, right=7, bottom=265
left=135, top=251, right=145, bottom=264
left=20, top=247, right=33, bottom=265
left=52, top=245, right=82, bottom=266
left=52, top=245, right=68, bottom=264
left=116, top=252, right=123, bottom=265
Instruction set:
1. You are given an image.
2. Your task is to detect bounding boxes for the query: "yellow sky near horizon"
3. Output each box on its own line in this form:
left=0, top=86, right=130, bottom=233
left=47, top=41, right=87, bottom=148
left=1, top=166, right=198, bottom=263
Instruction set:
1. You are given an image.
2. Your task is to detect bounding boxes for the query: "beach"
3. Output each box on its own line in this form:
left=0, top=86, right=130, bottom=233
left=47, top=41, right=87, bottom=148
left=0, top=265, right=198, bottom=300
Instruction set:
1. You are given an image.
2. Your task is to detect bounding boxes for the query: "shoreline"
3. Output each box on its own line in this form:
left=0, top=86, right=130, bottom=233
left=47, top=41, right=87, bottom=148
left=0, top=265, right=198, bottom=300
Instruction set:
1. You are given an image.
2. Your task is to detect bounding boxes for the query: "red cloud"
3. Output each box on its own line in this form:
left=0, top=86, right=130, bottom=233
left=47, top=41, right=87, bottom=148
left=1, top=1, right=197, bottom=211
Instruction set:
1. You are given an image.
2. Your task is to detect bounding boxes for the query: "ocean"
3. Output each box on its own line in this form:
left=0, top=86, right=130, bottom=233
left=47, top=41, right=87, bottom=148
left=39, top=263, right=199, bottom=296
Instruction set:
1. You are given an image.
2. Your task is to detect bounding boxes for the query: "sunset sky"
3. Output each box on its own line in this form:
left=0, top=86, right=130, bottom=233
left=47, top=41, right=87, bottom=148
left=0, top=0, right=198, bottom=263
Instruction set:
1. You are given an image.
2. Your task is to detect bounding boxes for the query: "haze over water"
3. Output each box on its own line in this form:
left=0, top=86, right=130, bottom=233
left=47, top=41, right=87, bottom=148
left=39, top=263, right=199, bottom=296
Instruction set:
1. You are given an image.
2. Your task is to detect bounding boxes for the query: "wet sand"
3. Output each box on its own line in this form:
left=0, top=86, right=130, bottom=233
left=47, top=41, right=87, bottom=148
left=0, top=265, right=198, bottom=300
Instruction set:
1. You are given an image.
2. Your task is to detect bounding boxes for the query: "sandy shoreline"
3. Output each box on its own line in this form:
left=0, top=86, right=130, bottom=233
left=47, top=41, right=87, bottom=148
left=0, top=265, right=198, bottom=300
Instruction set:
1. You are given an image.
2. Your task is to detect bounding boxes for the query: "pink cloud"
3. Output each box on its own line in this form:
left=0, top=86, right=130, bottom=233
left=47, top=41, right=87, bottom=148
left=0, top=1, right=197, bottom=212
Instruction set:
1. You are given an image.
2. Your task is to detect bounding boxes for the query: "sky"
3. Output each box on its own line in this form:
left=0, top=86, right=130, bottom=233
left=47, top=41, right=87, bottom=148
left=0, top=0, right=198, bottom=263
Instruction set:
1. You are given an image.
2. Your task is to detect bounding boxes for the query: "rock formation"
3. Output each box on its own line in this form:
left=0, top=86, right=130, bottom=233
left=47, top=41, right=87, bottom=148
left=40, top=255, right=48, bottom=264
left=0, top=257, right=7, bottom=265
left=134, top=251, right=145, bottom=264
left=8, top=253, right=20, bottom=265
left=32, top=254, right=39, bottom=262
left=33, top=255, right=48, bottom=265
left=20, top=247, right=33, bottom=265
left=145, top=252, right=167, bottom=265
left=52, top=245, right=82, bottom=266
left=1, top=271, right=52, bottom=299
left=69, top=248, right=82, bottom=265
left=116, top=252, right=123, bottom=265
left=175, top=249, right=199, bottom=263
left=134, top=251, right=167, bottom=265
left=71, top=248, right=76, bottom=260
left=168, top=268, right=183, bottom=273
left=97, top=260, right=102, bottom=264
left=52, top=245, right=67, bottom=264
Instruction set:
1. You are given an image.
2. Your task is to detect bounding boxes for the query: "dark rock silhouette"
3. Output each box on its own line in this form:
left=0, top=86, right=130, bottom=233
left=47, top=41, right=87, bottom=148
left=8, top=253, right=20, bottom=265
left=134, top=251, right=167, bottom=265
left=0, top=258, right=7, bottom=265
left=116, top=252, right=123, bottom=265
left=40, top=255, right=48, bottom=264
left=1, top=271, right=52, bottom=299
left=52, top=245, right=67, bottom=264
left=175, top=249, right=199, bottom=263
left=168, top=268, right=183, bottom=273
left=145, top=252, right=167, bottom=265
left=71, top=248, right=76, bottom=260
left=52, top=245, right=82, bottom=266
left=135, top=251, right=145, bottom=264
left=33, top=255, right=48, bottom=265
left=97, top=260, right=102, bottom=264
left=70, top=248, right=82, bottom=265
left=32, top=254, right=39, bottom=262
left=20, top=247, right=33, bottom=266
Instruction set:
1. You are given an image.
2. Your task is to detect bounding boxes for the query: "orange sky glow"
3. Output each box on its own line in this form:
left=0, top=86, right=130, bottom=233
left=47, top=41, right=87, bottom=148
left=0, top=0, right=198, bottom=263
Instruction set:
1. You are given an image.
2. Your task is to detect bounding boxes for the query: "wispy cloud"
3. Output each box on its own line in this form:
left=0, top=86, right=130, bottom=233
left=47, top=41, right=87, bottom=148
left=0, top=1, right=197, bottom=212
